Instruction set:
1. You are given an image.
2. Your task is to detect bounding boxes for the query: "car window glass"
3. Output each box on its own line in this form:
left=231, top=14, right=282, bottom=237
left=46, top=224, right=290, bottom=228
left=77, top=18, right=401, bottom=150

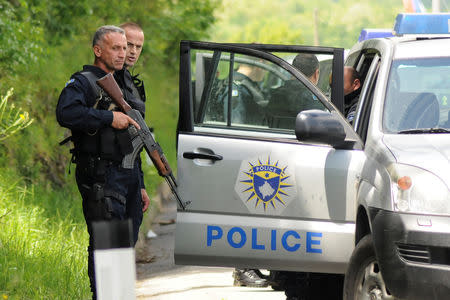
left=384, top=58, right=450, bottom=132
left=358, top=64, right=379, bottom=143
left=191, top=49, right=329, bottom=132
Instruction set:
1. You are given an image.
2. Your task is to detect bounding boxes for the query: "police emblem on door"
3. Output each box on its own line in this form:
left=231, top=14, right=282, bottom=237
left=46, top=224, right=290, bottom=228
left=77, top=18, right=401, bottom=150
left=235, top=156, right=296, bottom=214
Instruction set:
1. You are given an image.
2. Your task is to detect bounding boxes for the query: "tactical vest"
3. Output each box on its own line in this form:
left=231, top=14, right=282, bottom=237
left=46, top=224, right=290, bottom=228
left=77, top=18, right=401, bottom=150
left=130, top=73, right=146, bottom=103
left=62, top=71, right=133, bottom=163
left=115, top=69, right=146, bottom=117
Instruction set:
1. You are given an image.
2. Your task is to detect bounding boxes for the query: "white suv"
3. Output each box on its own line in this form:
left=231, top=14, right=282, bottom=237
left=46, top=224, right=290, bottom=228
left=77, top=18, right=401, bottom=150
left=174, top=14, right=450, bottom=300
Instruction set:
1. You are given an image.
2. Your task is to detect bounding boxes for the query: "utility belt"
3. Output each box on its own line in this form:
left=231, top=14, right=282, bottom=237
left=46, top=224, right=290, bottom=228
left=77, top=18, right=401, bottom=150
left=75, top=154, right=128, bottom=221
left=74, top=154, right=115, bottom=180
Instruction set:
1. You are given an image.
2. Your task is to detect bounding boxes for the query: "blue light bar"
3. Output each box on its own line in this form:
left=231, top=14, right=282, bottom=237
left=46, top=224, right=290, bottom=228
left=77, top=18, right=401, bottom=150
left=358, top=29, right=394, bottom=42
left=394, top=13, right=450, bottom=35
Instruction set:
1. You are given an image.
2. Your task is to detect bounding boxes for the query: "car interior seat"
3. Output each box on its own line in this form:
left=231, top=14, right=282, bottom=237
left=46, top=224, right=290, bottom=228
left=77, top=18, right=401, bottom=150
left=398, top=92, right=440, bottom=131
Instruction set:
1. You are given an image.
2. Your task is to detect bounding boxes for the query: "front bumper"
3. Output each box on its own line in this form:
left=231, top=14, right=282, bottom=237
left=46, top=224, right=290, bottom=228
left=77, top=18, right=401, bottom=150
left=370, top=208, right=450, bottom=300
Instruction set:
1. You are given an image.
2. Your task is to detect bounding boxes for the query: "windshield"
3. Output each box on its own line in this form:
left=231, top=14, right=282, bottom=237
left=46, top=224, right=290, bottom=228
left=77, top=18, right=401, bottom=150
left=383, top=58, right=450, bottom=133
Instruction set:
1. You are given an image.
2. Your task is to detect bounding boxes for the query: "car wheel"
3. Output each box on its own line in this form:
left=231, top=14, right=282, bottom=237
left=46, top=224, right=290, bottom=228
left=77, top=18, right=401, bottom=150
left=343, top=234, right=396, bottom=300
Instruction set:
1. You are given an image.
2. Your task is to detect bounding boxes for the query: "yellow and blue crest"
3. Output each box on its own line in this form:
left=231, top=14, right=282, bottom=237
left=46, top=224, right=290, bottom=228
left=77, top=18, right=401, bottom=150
left=240, top=157, right=292, bottom=211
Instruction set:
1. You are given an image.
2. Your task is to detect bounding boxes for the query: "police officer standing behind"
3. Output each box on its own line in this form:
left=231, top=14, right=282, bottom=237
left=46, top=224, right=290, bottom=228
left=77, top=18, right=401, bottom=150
left=56, top=25, right=147, bottom=299
left=114, top=22, right=151, bottom=242
left=115, top=22, right=147, bottom=109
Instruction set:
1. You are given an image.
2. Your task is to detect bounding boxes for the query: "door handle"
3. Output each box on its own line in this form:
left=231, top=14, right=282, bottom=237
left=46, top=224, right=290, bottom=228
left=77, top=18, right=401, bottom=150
left=183, top=152, right=223, bottom=161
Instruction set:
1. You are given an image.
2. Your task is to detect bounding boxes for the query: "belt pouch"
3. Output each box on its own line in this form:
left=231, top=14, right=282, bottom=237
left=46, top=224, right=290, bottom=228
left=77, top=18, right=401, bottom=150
left=116, top=129, right=133, bottom=155
left=79, top=133, right=98, bottom=154
left=99, top=127, right=116, bottom=159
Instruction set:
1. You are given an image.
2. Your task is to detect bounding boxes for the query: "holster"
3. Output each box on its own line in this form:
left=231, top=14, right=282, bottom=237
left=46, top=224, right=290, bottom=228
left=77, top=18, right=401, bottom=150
left=81, top=183, right=126, bottom=221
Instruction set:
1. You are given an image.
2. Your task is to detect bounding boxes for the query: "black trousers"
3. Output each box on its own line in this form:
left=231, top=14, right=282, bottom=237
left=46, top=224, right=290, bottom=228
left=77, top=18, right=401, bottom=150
left=76, top=158, right=143, bottom=299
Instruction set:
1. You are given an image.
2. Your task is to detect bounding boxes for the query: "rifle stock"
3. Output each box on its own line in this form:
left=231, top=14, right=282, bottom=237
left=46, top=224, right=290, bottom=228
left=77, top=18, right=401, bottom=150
left=96, top=73, right=132, bottom=113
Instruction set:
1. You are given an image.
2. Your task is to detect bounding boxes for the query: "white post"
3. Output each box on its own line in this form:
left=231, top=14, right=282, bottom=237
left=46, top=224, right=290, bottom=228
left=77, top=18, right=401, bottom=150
left=93, top=220, right=136, bottom=300
left=432, top=0, right=440, bottom=12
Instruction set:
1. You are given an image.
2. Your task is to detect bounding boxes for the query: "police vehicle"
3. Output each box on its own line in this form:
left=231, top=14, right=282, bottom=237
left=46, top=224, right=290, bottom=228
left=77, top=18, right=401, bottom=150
left=174, top=13, right=450, bottom=300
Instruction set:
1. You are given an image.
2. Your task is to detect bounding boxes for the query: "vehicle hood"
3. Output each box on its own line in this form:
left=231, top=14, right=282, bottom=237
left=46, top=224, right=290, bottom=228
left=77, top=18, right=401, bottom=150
left=383, top=134, right=450, bottom=187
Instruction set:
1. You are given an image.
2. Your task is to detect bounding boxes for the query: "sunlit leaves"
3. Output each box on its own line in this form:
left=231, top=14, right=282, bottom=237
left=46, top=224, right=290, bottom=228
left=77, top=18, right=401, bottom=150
left=212, top=0, right=404, bottom=48
left=0, top=88, right=33, bottom=141
left=0, top=0, right=44, bottom=73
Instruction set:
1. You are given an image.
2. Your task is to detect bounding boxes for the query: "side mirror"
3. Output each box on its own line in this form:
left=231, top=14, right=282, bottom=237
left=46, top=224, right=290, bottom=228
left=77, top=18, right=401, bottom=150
left=295, top=110, right=348, bottom=148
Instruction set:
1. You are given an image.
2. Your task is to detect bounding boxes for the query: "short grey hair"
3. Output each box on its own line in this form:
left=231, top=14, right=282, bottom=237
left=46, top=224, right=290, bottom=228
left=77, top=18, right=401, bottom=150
left=92, top=25, right=125, bottom=47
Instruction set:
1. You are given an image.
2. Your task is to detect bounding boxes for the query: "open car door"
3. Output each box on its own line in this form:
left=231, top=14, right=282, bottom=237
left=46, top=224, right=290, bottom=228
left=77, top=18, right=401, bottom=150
left=175, top=41, right=361, bottom=273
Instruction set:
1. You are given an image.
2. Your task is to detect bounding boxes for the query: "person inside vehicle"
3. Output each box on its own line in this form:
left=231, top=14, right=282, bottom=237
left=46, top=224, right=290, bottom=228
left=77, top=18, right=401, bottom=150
left=225, top=61, right=267, bottom=125
left=266, top=52, right=323, bottom=129
left=343, top=66, right=362, bottom=124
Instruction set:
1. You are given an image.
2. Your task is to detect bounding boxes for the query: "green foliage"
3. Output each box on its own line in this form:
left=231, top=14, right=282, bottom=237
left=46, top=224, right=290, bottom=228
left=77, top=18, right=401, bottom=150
left=0, top=88, right=33, bottom=141
left=0, top=0, right=44, bottom=74
left=1, top=0, right=220, bottom=83
left=315, top=0, right=402, bottom=48
left=115, top=0, right=220, bottom=66
left=0, top=0, right=219, bottom=189
left=0, top=1, right=219, bottom=297
left=0, top=170, right=89, bottom=299
left=212, top=0, right=405, bottom=48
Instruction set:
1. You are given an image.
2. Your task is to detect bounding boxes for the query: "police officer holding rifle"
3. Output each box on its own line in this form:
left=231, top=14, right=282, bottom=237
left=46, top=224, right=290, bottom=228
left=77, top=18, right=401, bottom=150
left=56, top=25, right=147, bottom=300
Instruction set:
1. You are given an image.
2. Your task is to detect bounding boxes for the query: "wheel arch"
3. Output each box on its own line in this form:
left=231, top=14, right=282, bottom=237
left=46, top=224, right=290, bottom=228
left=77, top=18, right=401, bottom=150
left=355, top=205, right=371, bottom=245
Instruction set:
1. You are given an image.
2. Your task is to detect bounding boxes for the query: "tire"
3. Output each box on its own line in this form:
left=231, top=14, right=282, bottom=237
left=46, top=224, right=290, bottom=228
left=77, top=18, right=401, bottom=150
left=343, top=234, right=396, bottom=300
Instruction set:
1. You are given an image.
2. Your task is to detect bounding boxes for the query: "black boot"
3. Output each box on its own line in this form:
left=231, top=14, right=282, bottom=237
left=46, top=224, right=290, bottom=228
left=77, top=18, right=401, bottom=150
left=233, top=269, right=269, bottom=287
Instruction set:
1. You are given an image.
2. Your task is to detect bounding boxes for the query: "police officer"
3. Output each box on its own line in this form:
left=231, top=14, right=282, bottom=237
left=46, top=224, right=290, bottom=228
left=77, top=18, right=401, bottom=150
left=56, top=25, right=147, bottom=299
left=114, top=22, right=150, bottom=240
left=115, top=22, right=147, bottom=113
left=267, top=53, right=323, bottom=129
left=227, top=62, right=267, bottom=125
left=343, top=66, right=362, bottom=124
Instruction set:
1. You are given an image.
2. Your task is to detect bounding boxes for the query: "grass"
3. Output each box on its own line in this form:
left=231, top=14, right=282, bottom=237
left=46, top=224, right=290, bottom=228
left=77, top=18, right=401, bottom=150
left=0, top=170, right=90, bottom=299
left=0, top=165, right=166, bottom=300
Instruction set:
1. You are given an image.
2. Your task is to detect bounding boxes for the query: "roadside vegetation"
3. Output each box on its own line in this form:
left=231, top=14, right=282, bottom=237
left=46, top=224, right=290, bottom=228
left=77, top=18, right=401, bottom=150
left=0, top=0, right=218, bottom=298
left=212, top=0, right=403, bottom=47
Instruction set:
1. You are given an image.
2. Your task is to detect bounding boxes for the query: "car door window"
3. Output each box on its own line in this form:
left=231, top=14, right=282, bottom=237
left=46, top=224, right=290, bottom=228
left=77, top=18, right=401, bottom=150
left=352, top=54, right=381, bottom=141
left=191, top=49, right=333, bottom=133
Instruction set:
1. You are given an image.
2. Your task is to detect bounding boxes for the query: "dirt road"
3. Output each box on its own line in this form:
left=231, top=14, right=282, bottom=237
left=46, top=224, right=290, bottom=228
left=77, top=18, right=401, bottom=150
left=135, top=187, right=285, bottom=300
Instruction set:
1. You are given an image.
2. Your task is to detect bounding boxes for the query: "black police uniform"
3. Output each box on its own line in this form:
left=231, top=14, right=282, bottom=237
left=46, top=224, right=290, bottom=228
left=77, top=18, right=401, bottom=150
left=344, top=87, right=361, bottom=124
left=226, top=71, right=265, bottom=125
left=267, top=79, right=323, bottom=129
left=114, top=67, right=147, bottom=244
left=115, top=68, right=146, bottom=114
left=56, top=65, right=145, bottom=299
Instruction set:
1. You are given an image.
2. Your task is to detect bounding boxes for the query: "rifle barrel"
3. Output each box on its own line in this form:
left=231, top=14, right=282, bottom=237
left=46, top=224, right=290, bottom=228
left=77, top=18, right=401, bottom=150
left=165, top=177, right=188, bottom=209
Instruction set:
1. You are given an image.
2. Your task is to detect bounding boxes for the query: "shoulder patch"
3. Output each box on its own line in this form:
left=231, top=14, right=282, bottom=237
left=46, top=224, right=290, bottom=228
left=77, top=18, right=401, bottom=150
left=232, top=89, right=239, bottom=97
left=65, top=78, right=75, bottom=87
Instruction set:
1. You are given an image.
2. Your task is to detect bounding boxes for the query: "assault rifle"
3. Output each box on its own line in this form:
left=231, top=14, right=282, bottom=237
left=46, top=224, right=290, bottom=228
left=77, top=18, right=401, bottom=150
left=97, top=73, right=189, bottom=210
